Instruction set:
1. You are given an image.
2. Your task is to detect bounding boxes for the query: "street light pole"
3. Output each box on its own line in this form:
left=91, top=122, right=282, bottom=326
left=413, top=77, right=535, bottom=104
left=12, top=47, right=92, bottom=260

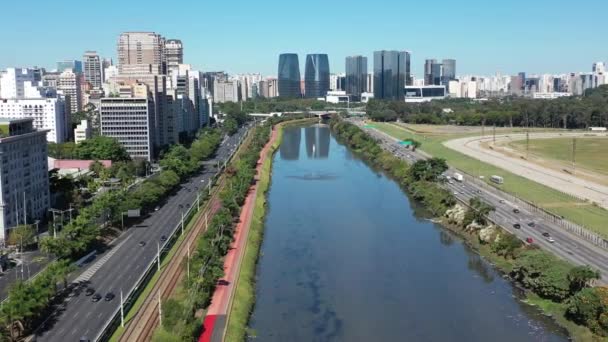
left=157, top=242, right=161, bottom=272
left=120, top=290, right=125, bottom=327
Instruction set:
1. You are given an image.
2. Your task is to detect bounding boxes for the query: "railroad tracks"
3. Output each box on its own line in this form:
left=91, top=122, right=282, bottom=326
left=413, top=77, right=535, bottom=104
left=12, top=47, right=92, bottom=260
left=118, top=176, right=226, bottom=342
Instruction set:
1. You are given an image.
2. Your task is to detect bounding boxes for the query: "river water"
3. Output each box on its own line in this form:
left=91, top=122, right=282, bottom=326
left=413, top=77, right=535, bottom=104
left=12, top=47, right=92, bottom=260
left=248, top=124, right=568, bottom=341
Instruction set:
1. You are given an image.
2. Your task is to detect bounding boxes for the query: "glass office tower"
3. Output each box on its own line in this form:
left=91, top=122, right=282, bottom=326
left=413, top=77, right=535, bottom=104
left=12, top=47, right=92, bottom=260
left=441, top=59, right=456, bottom=86
left=304, top=54, right=330, bottom=98
left=278, top=54, right=301, bottom=98
left=345, top=55, right=368, bottom=99
left=373, top=50, right=410, bottom=100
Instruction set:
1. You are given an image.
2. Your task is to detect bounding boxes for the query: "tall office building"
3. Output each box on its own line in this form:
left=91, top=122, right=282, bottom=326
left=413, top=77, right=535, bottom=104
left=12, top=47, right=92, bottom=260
left=424, top=59, right=437, bottom=86
left=83, top=51, right=102, bottom=89
left=304, top=54, right=330, bottom=98
left=58, top=69, right=82, bottom=114
left=100, top=84, right=155, bottom=161
left=0, top=118, right=50, bottom=242
left=0, top=68, right=37, bottom=99
left=345, top=56, right=368, bottom=99
left=117, top=32, right=166, bottom=75
left=165, top=39, right=183, bottom=76
left=373, top=50, right=410, bottom=100
left=57, top=60, right=82, bottom=73
left=278, top=54, right=301, bottom=98
left=441, top=59, right=456, bottom=85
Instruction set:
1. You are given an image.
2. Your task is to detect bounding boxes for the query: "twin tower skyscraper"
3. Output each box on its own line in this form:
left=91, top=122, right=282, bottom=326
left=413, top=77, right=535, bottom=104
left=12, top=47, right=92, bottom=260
left=278, top=53, right=329, bottom=98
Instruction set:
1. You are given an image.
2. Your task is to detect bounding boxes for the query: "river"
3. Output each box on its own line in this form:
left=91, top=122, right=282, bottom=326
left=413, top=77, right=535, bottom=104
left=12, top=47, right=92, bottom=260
left=248, top=124, right=568, bottom=341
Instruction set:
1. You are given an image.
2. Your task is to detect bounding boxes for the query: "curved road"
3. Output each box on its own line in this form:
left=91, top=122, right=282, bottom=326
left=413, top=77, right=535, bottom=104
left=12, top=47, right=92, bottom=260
left=444, top=133, right=608, bottom=209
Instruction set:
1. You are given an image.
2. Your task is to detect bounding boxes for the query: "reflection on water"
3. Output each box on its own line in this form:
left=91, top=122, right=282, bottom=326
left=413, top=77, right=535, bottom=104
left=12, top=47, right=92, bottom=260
left=280, top=126, right=301, bottom=160
left=249, top=125, right=568, bottom=342
left=305, top=125, right=330, bottom=159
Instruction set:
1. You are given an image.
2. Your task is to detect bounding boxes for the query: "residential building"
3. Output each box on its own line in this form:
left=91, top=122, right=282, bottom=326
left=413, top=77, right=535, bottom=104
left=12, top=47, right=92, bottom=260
left=278, top=54, right=301, bottom=97
left=74, top=119, right=91, bottom=144
left=99, top=84, right=155, bottom=161
left=201, top=72, right=227, bottom=97
left=259, top=78, right=278, bottom=98
left=58, top=69, right=82, bottom=113
left=57, top=60, right=82, bottom=73
left=304, top=54, right=330, bottom=98
left=373, top=50, right=411, bottom=100
left=83, top=51, right=102, bottom=89
left=165, top=39, right=183, bottom=76
left=0, top=118, right=50, bottom=242
left=117, top=31, right=166, bottom=75
left=0, top=98, right=67, bottom=143
left=0, top=68, right=37, bottom=99
left=345, top=56, right=367, bottom=100
left=213, top=79, right=240, bottom=103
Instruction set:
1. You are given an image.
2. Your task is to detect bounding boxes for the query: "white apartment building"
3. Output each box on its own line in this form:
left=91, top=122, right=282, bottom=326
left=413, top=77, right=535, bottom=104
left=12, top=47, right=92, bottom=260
left=213, top=79, right=240, bottom=103
left=0, top=118, right=50, bottom=242
left=74, top=119, right=91, bottom=144
left=0, top=98, right=68, bottom=143
left=58, top=69, right=82, bottom=114
left=0, top=68, right=37, bottom=99
left=100, top=84, right=155, bottom=161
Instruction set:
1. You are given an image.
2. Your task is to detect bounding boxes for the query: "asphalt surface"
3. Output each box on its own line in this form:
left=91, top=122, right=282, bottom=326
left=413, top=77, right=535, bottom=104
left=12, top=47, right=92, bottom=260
left=351, top=119, right=608, bottom=283
left=34, top=125, right=250, bottom=342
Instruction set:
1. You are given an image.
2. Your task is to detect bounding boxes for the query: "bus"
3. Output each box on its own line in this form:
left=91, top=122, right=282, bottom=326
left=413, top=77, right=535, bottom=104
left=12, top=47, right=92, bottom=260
left=490, top=175, right=504, bottom=184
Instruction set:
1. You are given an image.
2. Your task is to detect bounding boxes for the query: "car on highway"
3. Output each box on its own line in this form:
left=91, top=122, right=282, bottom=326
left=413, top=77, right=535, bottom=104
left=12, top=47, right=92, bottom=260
left=513, top=208, right=520, bottom=213
left=528, top=222, right=536, bottom=228
left=453, top=191, right=458, bottom=195
left=526, top=237, right=534, bottom=244
left=499, top=199, right=505, bottom=204
left=547, top=237, right=556, bottom=243
left=91, top=293, right=102, bottom=302
left=105, top=292, right=115, bottom=301
left=513, top=223, right=521, bottom=229
left=85, top=288, right=95, bottom=296
left=542, top=232, right=550, bottom=237
left=160, top=235, right=167, bottom=242
left=154, top=206, right=160, bottom=211
left=138, top=241, right=146, bottom=247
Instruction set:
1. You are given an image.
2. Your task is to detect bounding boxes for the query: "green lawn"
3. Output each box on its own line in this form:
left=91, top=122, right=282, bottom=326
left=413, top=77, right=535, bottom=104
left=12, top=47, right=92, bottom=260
left=373, top=122, right=608, bottom=238
left=510, top=137, right=608, bottom=176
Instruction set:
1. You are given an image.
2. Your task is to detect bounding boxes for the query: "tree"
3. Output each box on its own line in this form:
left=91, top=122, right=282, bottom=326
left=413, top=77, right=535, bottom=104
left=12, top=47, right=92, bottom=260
left=223, top=118, right=238, bottom=135
left=463, top=196, right=495, bottom=227
left=76, top=136, right=130, bottom=161
left=567, top=266, right=601, bottom=294
left=7, top=225, right=36, bottom=249
left=566, top=287, right=608, bottom=335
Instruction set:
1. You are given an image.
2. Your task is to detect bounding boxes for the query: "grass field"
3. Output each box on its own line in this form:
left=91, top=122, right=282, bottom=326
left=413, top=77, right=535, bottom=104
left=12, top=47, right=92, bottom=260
left=510, top=137, right=608, bottom=176
left=372, top=122, right=608, bottom=238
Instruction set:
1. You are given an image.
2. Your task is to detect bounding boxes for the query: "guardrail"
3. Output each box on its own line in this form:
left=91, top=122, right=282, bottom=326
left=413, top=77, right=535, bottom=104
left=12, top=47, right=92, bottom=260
left=96, top=127, right=249, bottom=341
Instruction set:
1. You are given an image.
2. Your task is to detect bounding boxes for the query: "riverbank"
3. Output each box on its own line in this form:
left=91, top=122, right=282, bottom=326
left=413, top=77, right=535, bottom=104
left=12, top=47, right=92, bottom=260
left=224, top=118, right=317, bottom=342
left=330, top=117, right=607, bottom=341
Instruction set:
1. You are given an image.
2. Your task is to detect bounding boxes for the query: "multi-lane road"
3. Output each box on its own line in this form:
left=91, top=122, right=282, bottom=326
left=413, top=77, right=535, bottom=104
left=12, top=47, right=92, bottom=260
left=352, top=119, right=608, bottom=283
left=33, top=125, right=250, bottom=342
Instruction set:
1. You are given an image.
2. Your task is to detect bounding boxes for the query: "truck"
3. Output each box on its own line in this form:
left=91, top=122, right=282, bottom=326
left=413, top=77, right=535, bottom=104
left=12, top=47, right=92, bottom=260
left=490, top=175, right=504, bottom=184
left=453, top=173, right=464, bottom=182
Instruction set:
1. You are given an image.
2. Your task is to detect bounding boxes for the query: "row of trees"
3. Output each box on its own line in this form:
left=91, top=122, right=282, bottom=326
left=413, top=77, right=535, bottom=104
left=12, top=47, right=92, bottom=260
left=153, top=117, right=280, bottom=341
left=0, top=128, right=225, bottom=340
left=48, top=136, right=131, bottom=161
left=330, top=118, right=455, bottom=216
left=367, top=85, right=608, bottom=129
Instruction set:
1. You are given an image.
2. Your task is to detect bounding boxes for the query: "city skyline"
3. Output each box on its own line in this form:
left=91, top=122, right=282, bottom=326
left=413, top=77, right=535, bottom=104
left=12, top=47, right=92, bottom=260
left=1, top=0, right=606, bottom=77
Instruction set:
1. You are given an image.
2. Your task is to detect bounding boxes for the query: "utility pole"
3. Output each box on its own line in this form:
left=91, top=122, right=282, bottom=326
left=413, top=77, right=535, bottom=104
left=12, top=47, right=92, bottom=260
left=492, top=124, right=496, bottom=144
left=23, top=192, right=27, bottom=225
left=187, top=242, right=190, bottom=281
left=158, top=291, right=162, bottom=327
left=181, top=210, right=185, bottom=235
left=526, top=131, right=530, bottom=159
left=120, top=290, right=125, bottom=327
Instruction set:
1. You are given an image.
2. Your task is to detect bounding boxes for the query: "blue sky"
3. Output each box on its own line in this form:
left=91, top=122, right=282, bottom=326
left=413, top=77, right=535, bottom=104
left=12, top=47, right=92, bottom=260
left=1, top=0, right=605, bottom=77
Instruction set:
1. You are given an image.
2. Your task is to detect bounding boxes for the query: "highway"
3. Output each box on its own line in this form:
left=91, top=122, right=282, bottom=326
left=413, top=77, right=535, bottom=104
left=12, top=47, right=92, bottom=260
left=351, top=119, right=608, bottom=283
left=33, top=125, right=250, bottom=342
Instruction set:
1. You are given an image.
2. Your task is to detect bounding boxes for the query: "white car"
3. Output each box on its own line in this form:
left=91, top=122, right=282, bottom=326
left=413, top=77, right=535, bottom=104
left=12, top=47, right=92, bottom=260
left=547, top=237, right=556, bottom=243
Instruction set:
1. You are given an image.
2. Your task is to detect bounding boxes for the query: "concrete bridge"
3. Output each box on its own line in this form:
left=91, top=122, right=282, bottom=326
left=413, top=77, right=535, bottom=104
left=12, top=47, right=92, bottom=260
left=248, top=111, right=336, bottom=118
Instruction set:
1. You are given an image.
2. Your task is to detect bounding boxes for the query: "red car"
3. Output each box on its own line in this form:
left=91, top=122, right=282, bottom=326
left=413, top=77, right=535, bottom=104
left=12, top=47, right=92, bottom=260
left=526, top=237, right=534, bottom=244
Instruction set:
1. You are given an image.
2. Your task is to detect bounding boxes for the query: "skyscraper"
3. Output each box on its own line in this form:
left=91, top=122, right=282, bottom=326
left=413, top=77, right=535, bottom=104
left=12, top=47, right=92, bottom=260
left=117, top=32, right=166, bottom=75
left=373, top=50, right=410, bottom=100
left=278, top=54, right=301, bottom=98
left=345, top=56, right=368, bottom=99
left=83, top=51, right=102, bottom=89
left=165, top=39, right=183, bottom=75
left=424, top=59, right=437, bottom=86
left=304, top=54, right=330, bottom=98
left=441, top=59, right=456, bottom=85
left=57, top=60, right=82, bottom=73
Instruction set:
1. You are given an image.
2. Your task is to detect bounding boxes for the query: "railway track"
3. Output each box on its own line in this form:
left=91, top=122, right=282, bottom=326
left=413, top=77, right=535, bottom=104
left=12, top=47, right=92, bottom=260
left=118, top=175, right=227, bottom=342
